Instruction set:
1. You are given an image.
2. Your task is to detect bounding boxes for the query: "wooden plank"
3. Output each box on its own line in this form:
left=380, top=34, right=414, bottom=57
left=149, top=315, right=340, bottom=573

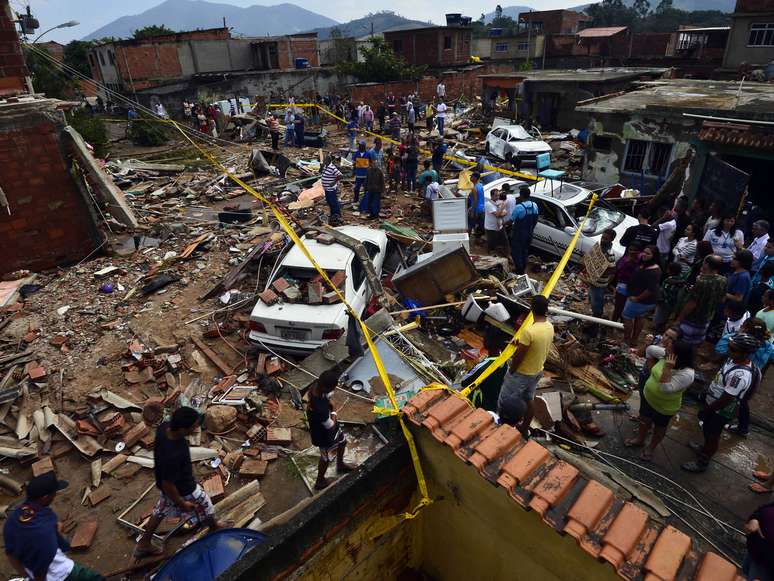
left=70, top=520, right=98, bottom=550
left=31, top=456, right=54, bottom=477
left=102, top=454, right=128, bottom=475
left=89, top=485, right=112, bottom=506
left=191, top=337, right=233, bottom=376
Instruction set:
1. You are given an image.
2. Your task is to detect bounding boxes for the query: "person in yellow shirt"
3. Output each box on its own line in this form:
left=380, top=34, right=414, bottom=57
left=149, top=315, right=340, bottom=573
left=497, top=295, right=554, bottom=436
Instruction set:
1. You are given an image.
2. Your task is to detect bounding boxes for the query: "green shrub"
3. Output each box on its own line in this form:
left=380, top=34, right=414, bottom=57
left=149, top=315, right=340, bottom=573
left=128, top=118, right=169, bottom=146
left=68, top=109, right=108, bottom=158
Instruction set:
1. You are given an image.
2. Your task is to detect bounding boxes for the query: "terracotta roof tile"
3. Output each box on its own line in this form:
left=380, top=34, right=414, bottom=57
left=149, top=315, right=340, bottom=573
left=698, top=121, right=774, bottom=150
left=694, top=552, right=744, bottom=581
left=565, top=480, right=616, bottom=542
left=468, top=424, right=522, bottom=473
left=643, top=525, right=692, bottom=581
left=421, top=395, right=472, bottom=441
left=527, top=460, right=580, bottom=517
left=444, top=407, right=496, bottom=454
left=599, top=502, right=650, bottom=570
left=403, top=390, right=742, bottom=581
left=496, top=440, right=552, bottom=500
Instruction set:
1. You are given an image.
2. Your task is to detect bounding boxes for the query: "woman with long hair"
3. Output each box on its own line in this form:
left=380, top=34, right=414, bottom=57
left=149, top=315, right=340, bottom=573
left=622, top=245, right=662, bottom=347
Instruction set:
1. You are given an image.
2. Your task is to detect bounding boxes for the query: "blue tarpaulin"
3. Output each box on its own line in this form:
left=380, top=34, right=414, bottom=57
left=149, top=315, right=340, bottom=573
left=153, top=529, right=266, bottom=581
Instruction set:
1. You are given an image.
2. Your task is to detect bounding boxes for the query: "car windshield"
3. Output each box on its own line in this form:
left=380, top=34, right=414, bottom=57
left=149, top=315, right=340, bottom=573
left=506, top=126, right=531, bottom=140
left=573, top=201, right=626, bottom=236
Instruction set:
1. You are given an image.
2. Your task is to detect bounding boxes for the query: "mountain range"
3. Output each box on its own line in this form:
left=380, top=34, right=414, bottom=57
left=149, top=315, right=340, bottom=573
left=83, top=0, right=737, bottom=42
left=82, top=0, right=338, bottom=40
left=306, top=12, right=432, bottom=40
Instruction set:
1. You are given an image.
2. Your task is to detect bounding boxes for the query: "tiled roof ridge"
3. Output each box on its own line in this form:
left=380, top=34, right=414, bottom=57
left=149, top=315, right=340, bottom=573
left=403, top=389, right=743, bottom=581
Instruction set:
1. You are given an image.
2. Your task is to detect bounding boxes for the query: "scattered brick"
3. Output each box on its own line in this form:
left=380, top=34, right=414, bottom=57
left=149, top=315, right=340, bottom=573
left=89, top=485, right=112, bottom=506
left=31, top=457, right=54, bottom=477
left=239, top=459, right=268, bottom=477
left=70, top=521, right=98, bottom=550
left=272, top=277, right=290, bottom=293
left=258, top=288, right=278, bottom=305
left=201, top=473, right=225, bottom=500
left=265, top=427, right=292, bottom=444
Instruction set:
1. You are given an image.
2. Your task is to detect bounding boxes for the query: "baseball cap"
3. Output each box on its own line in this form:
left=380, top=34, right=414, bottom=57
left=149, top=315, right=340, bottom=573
left=499, top=394, right=527, bottom=426
left=27, top=472, right=68, bottom=500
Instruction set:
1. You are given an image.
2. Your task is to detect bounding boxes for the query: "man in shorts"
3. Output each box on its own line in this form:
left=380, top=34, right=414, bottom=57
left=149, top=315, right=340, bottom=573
left=682, top=333, right=761, bottom=473
left=135, top=407, right=228, bottom=558
left=498, top=295, right=554, bottom=436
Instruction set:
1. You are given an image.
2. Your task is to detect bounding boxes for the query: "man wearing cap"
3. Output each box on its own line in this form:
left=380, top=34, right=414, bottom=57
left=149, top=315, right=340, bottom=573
left=682, top=333, right=762, bottom=473
left=4, top=472, right=104, bottom=580
left=135, top=407, right=228, bottom=558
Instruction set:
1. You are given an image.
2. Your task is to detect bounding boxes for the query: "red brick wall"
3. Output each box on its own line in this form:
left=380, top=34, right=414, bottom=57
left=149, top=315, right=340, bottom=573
left=140, top=28, right=229, bottom=43
left=630, top=33, right=671, bottom=57
left=385, top=28, right=471, bottom=67
left=0, top=0, right=28, bottom=96
left=735, top=0, right=774, bottom=11
left=348, top=62, right=513, bottom=108
left=277, top=37, right=319, bottom=70
left=115, top=44, right=183, bottom=90
left=519, top=10, right=592, bottom=34
left=0, top=115, right=100, bottom=274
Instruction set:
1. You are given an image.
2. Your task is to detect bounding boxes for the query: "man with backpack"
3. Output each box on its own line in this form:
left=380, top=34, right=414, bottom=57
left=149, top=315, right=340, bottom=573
left=510, top=186, right=540, bottom=275
left=682, top=333, right=762, bottom=473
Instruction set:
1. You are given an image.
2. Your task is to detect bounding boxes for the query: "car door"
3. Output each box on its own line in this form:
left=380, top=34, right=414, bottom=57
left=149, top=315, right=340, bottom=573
left=531, top=199, right=573, bottom=257
left=488, top=129, right=503, bottom=159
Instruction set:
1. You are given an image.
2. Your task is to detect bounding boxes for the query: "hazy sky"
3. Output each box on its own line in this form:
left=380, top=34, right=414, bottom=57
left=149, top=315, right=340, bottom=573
left=13, top=0, right=574, bottom=43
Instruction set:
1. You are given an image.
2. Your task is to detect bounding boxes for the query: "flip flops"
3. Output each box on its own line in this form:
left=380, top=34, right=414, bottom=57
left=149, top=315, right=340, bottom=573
left=750, top=483, right=773, bottom=494
left=753, top=470, right=771, bottom=481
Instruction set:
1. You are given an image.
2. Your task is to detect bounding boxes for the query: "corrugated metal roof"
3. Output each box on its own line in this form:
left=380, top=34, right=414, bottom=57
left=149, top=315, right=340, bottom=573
left=577, top=26, right=628, bottom=38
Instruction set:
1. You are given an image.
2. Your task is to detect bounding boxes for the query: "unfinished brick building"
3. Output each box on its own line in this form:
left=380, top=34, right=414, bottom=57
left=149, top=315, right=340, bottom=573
left=0, top=0, right=136, bottom=275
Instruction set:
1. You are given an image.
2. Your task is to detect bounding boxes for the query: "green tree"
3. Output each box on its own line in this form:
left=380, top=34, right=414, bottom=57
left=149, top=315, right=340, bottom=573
left=336, top=37, right=426, bottom=82
left=586, top=0, right=639, bottom=28
left=132, top=25, right=175, bottom=40
left=655, top=0, right=673, bottom=14
left=24, top=47, right=71, bottom=98
left=633, top=0, right=652, bottom=19
left=128, top=116, right=169, bottom=146
left=63, top=40, right=93, bottom=77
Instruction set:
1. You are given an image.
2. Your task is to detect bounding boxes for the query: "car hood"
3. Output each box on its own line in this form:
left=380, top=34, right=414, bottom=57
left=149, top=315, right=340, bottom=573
left=510, top=140, right=552, bottom=153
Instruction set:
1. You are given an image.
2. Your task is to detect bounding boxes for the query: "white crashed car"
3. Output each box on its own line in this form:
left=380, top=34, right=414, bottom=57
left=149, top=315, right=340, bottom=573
left=484, top=177, right=638, bottom=262
left=248, top=226, right=387, bottom=355
left=485, top=124, right=552, bottom=165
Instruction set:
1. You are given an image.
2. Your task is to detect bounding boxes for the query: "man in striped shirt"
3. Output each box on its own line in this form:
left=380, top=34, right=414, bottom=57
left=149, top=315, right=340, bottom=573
left=321, top=155, right=343, bottom=226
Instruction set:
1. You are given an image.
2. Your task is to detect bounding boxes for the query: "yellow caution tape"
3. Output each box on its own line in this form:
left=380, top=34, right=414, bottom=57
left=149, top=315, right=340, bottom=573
left=459, top=193, right=599, bottom=398
left=164, top=119, right=433, bottom=526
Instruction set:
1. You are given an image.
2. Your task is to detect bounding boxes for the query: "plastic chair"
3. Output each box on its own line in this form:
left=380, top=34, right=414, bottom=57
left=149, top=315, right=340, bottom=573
left=536, top=152, right=565, bottom=194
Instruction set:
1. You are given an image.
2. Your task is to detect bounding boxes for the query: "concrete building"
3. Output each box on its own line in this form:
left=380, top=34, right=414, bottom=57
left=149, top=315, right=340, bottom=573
left=577, top=79, right=774, bottom=217
left=318, top=37, right=357, bottom=66
left=87, top=28, right=319, bottom=97
left=722, top=0, right=774, bottom=71
left=383, top=26, right=472, bottom=67
left=477, top=33, right=545, bottom=62
left=478, top=68, right=667, bottom=129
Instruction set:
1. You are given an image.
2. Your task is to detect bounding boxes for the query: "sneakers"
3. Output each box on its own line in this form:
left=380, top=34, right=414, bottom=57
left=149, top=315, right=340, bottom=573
left=727, top=424, right=749, bottom=437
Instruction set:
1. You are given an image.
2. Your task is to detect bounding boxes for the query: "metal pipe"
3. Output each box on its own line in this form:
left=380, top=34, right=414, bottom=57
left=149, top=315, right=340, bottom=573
left=548, top=306, right=624, bottom=329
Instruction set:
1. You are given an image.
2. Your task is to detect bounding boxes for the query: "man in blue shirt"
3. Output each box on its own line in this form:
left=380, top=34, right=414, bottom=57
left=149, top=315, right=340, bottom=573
left=352, top=141, right=371, bottom=204
left=4, top=473, right=104, bottom=580
left=469, top=172, right=486, bottom=237
left=510, top=185, right=539, bottom=274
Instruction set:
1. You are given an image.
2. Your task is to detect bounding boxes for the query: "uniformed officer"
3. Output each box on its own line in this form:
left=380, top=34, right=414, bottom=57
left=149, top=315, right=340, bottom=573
left=4, top=472, right=104, bottom=580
